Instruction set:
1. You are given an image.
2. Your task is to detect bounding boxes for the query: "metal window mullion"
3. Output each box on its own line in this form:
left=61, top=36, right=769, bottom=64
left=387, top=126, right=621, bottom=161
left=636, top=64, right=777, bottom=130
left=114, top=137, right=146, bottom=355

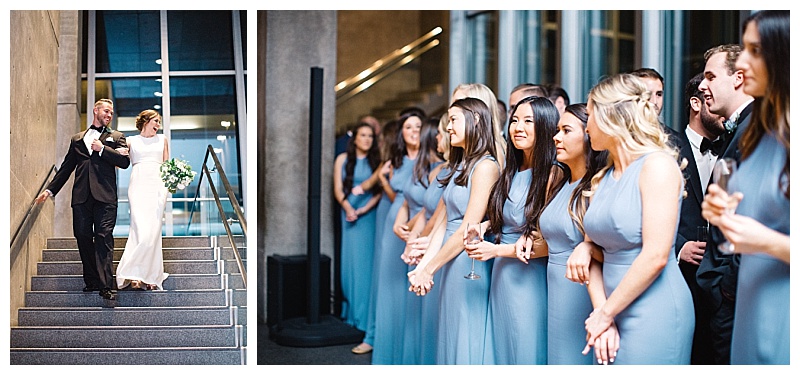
left=160, top=10, right=174, bottom=236
left=87, top=10, right=96, bottom=125
left=231, top=10, right=247, bottom=215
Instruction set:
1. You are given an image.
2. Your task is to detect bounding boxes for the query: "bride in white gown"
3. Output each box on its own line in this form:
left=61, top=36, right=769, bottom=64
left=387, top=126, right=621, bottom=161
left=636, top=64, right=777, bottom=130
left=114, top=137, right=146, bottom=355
left=116, top=109, right=170, bottom=290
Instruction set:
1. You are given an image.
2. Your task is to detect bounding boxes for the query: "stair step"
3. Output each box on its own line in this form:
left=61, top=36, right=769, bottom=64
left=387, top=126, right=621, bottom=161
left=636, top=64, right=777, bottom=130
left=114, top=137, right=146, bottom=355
left=47, top=236, right=212, bottom=249
left=10, top=347, right=244, bottom=365
left=24, top=290, right=229, bottom=308
left=17, top=306, right=239, bottom=326
left=10, top=325, right=242, bottom=348
left=41, top=247, right=247, bottom=262
left=37, top=260, right=223, bottom=275
left=31, top=274, right=228, bottom=291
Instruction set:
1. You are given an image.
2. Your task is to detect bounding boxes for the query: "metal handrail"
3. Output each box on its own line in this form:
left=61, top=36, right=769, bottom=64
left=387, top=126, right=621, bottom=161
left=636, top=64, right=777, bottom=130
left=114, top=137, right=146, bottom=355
left=11, top=165, right=57, bottom=247
left=186, top=145, right=247, bottom=288
left=335, top=26, right=442, bottom=103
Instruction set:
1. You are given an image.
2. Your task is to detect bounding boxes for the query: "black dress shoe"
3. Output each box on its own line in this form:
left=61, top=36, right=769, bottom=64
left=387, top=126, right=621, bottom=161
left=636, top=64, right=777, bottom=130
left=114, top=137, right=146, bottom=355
left=83, top=286, right=100, bottom=292
left=99, top=289, right=116, bottom=300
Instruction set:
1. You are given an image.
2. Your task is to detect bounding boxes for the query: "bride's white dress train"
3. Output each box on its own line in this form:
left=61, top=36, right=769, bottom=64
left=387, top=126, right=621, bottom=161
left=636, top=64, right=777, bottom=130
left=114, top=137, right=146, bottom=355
left=116, top=134, right=169, bottom=290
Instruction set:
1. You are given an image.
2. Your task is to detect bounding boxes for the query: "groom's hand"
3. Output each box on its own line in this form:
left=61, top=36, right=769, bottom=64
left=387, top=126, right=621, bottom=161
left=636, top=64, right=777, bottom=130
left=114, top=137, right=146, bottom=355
left=91, top=139, right=104, bottom=152
left=35, top=190, right=52, bottom=204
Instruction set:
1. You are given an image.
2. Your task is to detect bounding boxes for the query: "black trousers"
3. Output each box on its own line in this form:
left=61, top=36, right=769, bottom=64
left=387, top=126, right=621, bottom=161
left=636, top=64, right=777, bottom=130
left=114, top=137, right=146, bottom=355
left=709, top=296, right=736, bottom=365
left=72, top=194, right=118, bottom=291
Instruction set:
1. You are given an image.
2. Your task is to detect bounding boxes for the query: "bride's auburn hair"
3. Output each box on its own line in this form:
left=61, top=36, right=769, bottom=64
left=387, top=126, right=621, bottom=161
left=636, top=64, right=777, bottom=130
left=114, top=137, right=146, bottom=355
left=135, top=109, right=161, bottom=131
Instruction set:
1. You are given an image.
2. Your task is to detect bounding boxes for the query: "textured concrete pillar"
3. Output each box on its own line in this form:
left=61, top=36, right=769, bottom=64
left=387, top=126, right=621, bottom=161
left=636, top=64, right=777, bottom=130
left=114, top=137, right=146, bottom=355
left=9, top=10, right=67, bottom=325
left=257, top=11, right=338, bottom=322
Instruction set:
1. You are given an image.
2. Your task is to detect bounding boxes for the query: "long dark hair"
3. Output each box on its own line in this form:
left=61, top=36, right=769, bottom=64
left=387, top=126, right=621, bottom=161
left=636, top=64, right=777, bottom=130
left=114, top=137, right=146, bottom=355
left=738, top=10, right=790, bottom=199
left=440, top=97, right=498, bottom=187
left=413, top=116, right=443, bottom=188
left=391, top=108, right=426, bottom=169
left=487, top=96, right=561, bottom=241
left=558, top=103, right=610, bottom=235
left=342, top=123, right=381, bottom=198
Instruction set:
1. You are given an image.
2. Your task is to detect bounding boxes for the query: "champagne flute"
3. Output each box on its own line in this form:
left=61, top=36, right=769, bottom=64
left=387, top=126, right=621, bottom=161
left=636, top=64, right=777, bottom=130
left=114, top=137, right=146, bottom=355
left=712, top=158, right=738, bottom=254
left=464, top=222, right=481, bottom=280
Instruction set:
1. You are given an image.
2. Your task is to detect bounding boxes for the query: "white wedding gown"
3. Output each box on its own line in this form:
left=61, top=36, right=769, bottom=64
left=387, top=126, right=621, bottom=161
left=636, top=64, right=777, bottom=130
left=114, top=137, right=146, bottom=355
left=116, top=134, right=170, bottom=290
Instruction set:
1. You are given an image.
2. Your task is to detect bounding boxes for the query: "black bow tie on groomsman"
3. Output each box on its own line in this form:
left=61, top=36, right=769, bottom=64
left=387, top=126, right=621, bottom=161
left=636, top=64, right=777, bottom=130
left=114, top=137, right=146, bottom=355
left=89, top=125, right=106, bottom=133
left=700, top=137, right=725, bottom=156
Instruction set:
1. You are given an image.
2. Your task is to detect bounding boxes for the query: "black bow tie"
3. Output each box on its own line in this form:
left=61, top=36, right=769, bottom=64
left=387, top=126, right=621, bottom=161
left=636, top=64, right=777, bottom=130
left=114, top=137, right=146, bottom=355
left=89, top=125, right=104, bottom=132
left=700, top=137, right=724, bottom=156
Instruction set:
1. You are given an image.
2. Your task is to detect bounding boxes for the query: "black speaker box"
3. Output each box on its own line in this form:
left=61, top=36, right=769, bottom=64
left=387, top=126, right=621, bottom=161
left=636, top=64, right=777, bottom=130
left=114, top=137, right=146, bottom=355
left=267, top=254, right=332, bottom=328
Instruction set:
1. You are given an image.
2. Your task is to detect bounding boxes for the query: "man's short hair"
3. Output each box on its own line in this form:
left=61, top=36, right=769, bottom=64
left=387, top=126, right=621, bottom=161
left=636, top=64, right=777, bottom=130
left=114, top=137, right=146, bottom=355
left=703, top=44, right=742, bottom=75
left=94, top=98, right=114, bottom=108
left=630, top=68, right=664, bottom=84
left=684, top=72, right=705, bottom=114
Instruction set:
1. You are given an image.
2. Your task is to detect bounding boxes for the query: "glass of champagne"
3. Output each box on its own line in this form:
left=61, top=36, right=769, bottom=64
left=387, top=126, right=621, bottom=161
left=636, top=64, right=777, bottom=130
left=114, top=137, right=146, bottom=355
left=464, top=222, right=481, bottom=280
left=712, top=158, right=738, bottom=254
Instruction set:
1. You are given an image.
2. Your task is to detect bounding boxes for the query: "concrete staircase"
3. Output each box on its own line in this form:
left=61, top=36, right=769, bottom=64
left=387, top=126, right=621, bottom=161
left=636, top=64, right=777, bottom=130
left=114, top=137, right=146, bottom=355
left=10, top=236, right=247, bottom=365
left=372, top=83, right=448, bottom=123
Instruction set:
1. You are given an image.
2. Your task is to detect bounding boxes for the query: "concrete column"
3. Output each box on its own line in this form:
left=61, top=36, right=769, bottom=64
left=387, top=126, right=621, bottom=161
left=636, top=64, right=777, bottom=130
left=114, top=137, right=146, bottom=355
left=8, top=10, right=65, bottom=325
left=258, top=10, right=338, bottom=322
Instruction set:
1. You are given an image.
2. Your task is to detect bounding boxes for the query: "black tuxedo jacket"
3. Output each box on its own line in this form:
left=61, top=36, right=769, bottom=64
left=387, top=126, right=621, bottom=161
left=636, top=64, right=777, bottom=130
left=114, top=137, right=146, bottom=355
left=675, top=130, right=706, bottom=259
left=47, top=128, right=131, bottom=206
left=696, top=102, right=753, bottom=308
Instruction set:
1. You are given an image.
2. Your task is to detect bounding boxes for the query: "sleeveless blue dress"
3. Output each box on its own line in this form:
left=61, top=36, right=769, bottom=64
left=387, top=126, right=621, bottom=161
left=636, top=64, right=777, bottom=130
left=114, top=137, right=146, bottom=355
left=484, top=169, right=548, bottom=365
left=415, top=165, right=449, bottom=364
left=729, top=132, right=789, bottom=364
left=339, top=157, right=378, bottom=332
left=436, top=156, right=496, bottom=364
left=400, top=164, right=432, bottom=364
left=582, top=153, right=694, bottom=364
left=371, top=155, right=415, bottom=364
left=540, top=180, right=595, bottom=365
left=363, top=191, right=390, bottom=347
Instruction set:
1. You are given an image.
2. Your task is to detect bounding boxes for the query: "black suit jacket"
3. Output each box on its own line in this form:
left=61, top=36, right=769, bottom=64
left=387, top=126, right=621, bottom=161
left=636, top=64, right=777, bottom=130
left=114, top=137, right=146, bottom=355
left=47, top=128, right=131, bottom=206
left=696, top=102, right=753, bottom=308
left=675, top=130, right=706, bottom=258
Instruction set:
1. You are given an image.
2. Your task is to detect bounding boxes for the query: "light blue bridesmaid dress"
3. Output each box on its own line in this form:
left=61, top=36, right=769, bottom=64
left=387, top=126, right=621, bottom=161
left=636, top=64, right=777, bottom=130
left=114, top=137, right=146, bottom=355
left=416, top=165, right=449, bottom=364
left=539, top=180, right=595, bottom=365
left=582, top=153, right=694, bottom=364
left=436, top=156, right=496, bottom=364
left=339, top=157, right=378, bottom=332
left=728, top=132, right=789, bottom=365
left=484, top=168, right=548, bottom=365
left=371, top=155, right=415, bottom=364
left=400, top=165, right=431, bottom=364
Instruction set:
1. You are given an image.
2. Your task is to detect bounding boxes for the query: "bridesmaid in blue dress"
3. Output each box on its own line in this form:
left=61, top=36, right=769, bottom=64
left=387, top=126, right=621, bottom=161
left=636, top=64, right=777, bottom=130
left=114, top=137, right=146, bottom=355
left=351, top=119, right=399, bottom=355
left=464, top=96, right=561, bottom=365
left=408, top=97, right=499, bottom=365
left=402, top=116, right=450, bottom=364
left=370, top=109, right=423, bottom=364
left=702, top=11, right=790, bottom=364
left=333, top=123, right=382, bottom=333
left=393, top=117, right=442, bottom=364
left=539, top=103, right=607, bottom=364
left=581, top=74, right=694, bottom=365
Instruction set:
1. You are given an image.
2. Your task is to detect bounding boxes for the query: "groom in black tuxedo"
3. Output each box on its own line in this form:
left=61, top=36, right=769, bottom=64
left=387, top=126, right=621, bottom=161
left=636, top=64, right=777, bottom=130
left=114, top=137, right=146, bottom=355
left=35, top=98, right=131, bottom=302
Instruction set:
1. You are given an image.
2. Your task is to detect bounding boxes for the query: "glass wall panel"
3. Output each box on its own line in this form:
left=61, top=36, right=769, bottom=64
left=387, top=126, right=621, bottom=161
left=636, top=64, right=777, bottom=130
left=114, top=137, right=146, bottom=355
left=167, top=10, right=235, bottom=71
left=95, top=10, right=161, bottom=73
left=465, top=11, right=498, bottom=92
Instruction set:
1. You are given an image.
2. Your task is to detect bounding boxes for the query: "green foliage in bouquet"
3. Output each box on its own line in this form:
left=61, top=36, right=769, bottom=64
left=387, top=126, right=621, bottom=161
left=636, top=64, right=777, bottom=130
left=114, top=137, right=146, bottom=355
left=160, top=158, right=197, bottom=194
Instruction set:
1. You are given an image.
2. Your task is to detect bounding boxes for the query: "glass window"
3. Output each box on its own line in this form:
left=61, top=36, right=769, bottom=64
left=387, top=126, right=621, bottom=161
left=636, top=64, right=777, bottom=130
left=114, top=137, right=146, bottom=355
left=167, top=10, right=235, bottom=71
left=582, top=10, right=638, bottom=97
left=465, top=11, right=499, bottom=92
left=95, top=10, right=161, bottom=73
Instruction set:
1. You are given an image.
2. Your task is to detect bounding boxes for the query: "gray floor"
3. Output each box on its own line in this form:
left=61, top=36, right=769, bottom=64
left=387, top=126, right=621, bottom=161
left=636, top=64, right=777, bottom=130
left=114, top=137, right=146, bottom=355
left=258, top=322, right=372, bottom=365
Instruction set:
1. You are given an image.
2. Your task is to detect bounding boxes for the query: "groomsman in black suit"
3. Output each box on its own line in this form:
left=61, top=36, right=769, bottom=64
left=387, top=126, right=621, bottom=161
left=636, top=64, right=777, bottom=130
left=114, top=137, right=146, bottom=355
left=36, top=99, right=131, bottom=302
left=675, top=73, right=726, bottom=364
left=695, top=44, right=754, bottom=365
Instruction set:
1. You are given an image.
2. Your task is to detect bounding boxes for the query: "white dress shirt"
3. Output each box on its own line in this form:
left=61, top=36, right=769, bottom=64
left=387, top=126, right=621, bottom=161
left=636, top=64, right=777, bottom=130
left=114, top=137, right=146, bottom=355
left=83, top=126, right=104, bottom=156
left=685, top=126, right=718, bottom=193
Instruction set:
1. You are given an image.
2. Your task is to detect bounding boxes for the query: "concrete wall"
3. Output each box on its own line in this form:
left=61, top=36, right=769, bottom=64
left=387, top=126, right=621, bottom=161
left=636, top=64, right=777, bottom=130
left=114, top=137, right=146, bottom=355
left=9, top=10, right=82, bottom=325
left=257, top=10, right=338, bottom=323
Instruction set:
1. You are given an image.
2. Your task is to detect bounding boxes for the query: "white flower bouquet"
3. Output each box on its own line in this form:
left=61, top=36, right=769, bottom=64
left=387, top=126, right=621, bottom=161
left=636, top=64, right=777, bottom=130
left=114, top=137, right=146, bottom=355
left=160, top=158, right=197, bottom=193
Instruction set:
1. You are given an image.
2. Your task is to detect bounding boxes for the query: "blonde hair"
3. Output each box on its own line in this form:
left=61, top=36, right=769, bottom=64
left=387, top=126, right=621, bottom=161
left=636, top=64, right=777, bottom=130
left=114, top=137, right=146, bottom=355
left=438, top=114, right=451, bottom=162
left=94, top=98, right=113, bottom=108
left=452, top=83, right=507, bottom=164
left=587, top=74, right=681, bottom=195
